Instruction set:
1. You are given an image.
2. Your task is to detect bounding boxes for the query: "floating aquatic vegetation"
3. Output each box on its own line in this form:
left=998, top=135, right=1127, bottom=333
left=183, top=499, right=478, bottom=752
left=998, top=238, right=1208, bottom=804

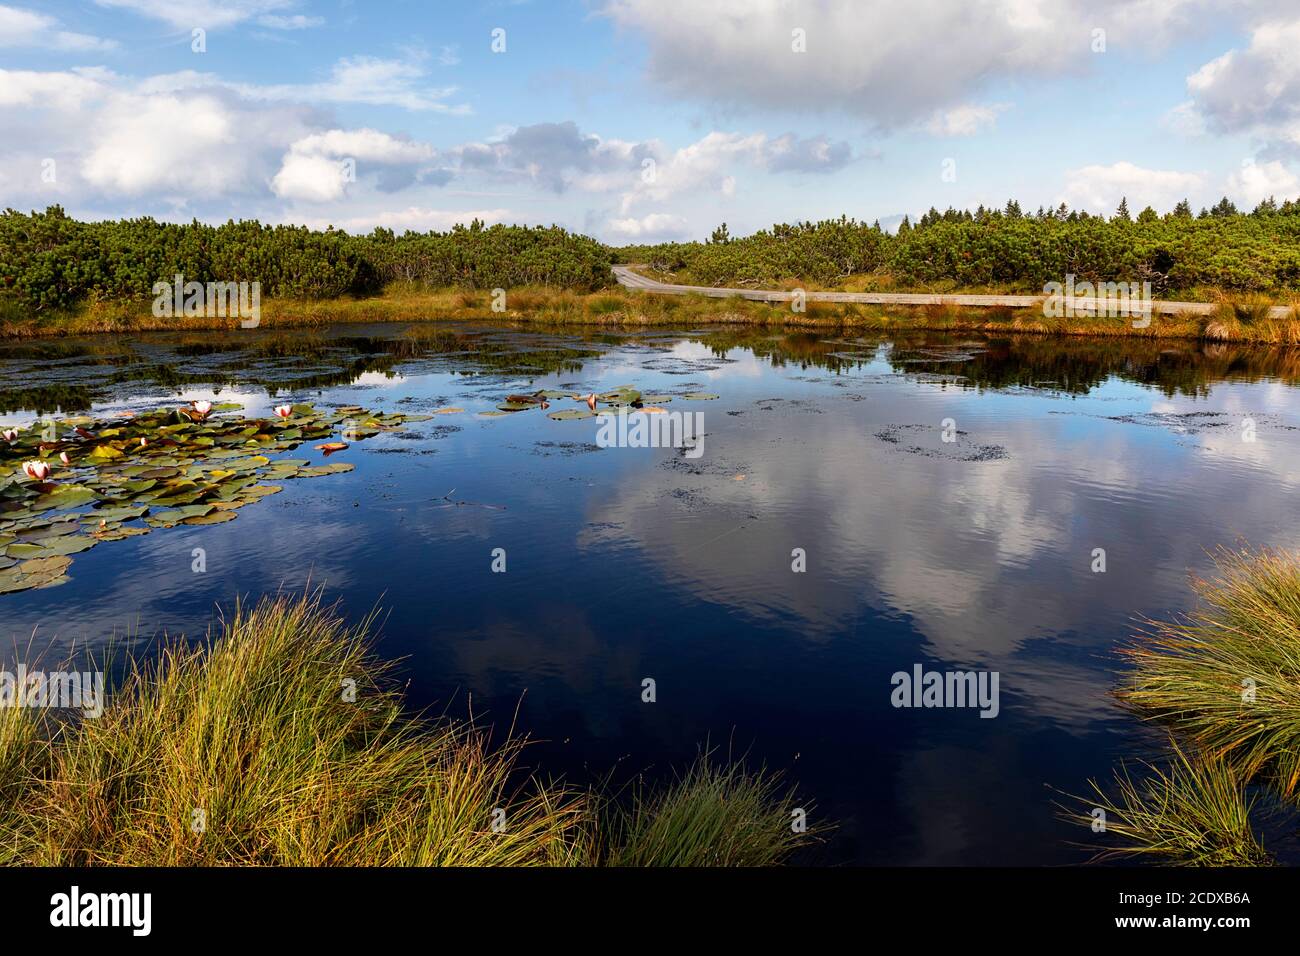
left=0, top=402, right=430, bottom=595
left=681, top=392, right=720, bottom=400
left=492, top=384, right=697, bottom=420
left=547, top=409, right=595, bottom=421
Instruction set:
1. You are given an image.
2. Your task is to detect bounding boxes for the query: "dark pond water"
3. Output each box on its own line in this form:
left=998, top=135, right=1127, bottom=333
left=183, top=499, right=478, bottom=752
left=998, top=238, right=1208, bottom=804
left=4, top=322, right=1300, bottom=865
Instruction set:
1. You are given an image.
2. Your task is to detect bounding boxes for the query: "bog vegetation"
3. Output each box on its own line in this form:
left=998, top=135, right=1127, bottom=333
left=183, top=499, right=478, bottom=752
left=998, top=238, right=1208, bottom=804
left=0, top=592, right=808, bottom=866
left=1062, top=547, right=1300, bottom=866
left=617, top=198, right=1300, bottom=296
left=0, top=206, right=613, bottom=315
left=5, top=200, right=1300, bottom=338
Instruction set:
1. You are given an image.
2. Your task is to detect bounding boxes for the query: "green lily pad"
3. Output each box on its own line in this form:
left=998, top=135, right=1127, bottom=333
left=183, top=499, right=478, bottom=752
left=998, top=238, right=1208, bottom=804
left=547, top=409, right=596, bottom=421
left=682, top=392, right=720, bottom=400
left=299, top=463, right=355, bottom=477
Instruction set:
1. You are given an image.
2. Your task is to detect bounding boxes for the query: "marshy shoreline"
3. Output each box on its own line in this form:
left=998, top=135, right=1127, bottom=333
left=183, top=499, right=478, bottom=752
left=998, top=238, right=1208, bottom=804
left=0, top=592, right=811, bottom=867
left=7, top=281, right=1300, bottom=345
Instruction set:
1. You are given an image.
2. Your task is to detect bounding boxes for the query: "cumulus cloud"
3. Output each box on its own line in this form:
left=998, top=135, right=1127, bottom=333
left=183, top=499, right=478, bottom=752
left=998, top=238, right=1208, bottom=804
left=0, top=4, right=116, bottom=51
left=454, top=121, right=654, bottom=193
left=605, top=213, right=691, bottom=240
left=81, top=90, right=311, bottom=197
left=1060, top=161, right=1206, bottom=212
left=272, top=129, right=438, bottom=202
left=618, top=130, right=852, bottom=212
left=763, top=133, right=854, bottom=172
left=603, top=0, right=1231, bottom=127
left=0, top=67, right=113, bottom=110
left=1227, top=159, right=1300, bottom=206
left=1183, top=17, right=1300, bottom=159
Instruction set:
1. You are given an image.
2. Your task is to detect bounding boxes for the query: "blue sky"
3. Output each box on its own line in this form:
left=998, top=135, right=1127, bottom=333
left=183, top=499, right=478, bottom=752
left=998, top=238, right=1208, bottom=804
left=2, top=0, right=1299, bottom=241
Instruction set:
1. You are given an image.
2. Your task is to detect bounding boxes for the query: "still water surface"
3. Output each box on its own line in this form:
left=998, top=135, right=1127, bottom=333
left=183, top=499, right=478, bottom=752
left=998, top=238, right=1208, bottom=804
left=3, top=323, right=1299, bottom=864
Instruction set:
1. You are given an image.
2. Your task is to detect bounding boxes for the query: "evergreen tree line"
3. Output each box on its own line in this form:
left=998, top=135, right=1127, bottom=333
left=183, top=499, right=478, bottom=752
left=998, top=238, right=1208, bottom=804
left=5, top=196, right=1300, bottom=315
left=616, top=197, right=1300, bottom=294
left=0, top=206, right=614, bottom=313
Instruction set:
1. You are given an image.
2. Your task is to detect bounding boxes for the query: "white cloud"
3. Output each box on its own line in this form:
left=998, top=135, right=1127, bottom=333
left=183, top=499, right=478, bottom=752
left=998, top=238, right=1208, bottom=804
left=1227, top=159, right=1300, bottom=206
left=155, top=55, right=470, bottom=114
left=93, top=0, right=297, bottom=31
left=617, top=130, right=852, bottom=212
left=606, top=213, right=691, bottom=239
left=924, top=103, right=1008, bottom=137
left=1184, top=17, right=1300, bottom=159
left=0, top=4, right=116, bottom=51
left=81, top=91, right=307, bottom=197
left=257, top=13, right=322, bottom=29
left=272, top=129, right=437, bottom=202
left=0, top=68, right=112, bottom=110
left=603, top=0, right=1230, bottom=126
left=1059, top=161, right=1206, bottom=212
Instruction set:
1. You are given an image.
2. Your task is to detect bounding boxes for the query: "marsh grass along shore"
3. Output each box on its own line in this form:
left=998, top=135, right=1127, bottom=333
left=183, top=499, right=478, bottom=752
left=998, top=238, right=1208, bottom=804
left=7, top=281, right=1300, bottom=345
left=0, top=593, right=808, bottom=866
left=1063, top=548, right=1300, bottom=866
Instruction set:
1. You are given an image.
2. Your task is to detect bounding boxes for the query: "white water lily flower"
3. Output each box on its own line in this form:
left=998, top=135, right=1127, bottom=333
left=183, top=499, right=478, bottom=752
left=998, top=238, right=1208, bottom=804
left=22, top=460, right=50, bottom=480
left=275, top=405, right=293, bottom=418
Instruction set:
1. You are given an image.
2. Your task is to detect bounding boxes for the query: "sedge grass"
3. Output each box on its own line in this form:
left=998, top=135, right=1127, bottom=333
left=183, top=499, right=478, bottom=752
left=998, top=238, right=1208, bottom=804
left=1061, top=740, right=1272, bottom=866
left=602, top=756, right=812, bottom=867
left=1064, top=546, right=1300, bottom=866
left=1119, top=546, right=1300, bottom=796
left=7, top=282, right=1300, bottom=344
left=0, top=592, right=806, bottom=867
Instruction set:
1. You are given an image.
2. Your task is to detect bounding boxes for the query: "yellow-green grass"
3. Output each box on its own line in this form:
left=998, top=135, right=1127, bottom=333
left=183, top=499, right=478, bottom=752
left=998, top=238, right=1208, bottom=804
left=1064, top=547, right=1300, bottom=866
left=1060, top=741, right=1273, bottom=867
left=1120, top=547, right=1300, bottom=795
left=5, top=282, right=1300, bottom=344
left=0, top=593, right=806, bottom=867
left=604, top=757, right=808, bottom=867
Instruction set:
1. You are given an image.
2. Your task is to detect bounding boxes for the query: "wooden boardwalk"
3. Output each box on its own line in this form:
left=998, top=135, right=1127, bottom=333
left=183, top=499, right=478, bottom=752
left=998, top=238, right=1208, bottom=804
left=613, top=266, right=1290, bottom=318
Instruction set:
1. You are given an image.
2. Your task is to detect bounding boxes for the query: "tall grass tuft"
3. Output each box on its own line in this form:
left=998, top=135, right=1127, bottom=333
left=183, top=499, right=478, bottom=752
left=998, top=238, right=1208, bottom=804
left=604, top=757, right=807, bottom=866
left=1063, top=741, right=1272, bottom=866
left=1119, top=547, right=1300, bottom=796
left=0, top=593, right=807, bottom=867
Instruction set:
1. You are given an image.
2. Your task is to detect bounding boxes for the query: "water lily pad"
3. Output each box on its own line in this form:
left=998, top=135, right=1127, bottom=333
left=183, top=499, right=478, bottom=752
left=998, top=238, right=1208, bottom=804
left=183, top=511, right=238, bottom=526
left=34, top=486, right=98, bottom=511
left=548, top=409, right=596, bottom=421
left=27, top=535, right=97, bottom=557
left=92, top=526, right=151, bottom=542
left=17, top=555, right=73, bottom=576
left=299, top=463, right=355, bottom=477
left=682, top=392, right=720, bottom=400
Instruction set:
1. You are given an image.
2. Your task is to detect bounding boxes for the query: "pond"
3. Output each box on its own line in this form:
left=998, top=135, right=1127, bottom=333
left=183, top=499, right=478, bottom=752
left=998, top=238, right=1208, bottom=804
left=3, top=322, right=1300, bottom=865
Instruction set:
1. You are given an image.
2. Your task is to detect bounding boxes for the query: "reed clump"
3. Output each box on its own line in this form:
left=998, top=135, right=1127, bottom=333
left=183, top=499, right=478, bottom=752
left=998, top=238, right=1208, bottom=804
left=0, top=593, right=809, bottom=867
left=1064, top=547, right=1300, bottom=865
